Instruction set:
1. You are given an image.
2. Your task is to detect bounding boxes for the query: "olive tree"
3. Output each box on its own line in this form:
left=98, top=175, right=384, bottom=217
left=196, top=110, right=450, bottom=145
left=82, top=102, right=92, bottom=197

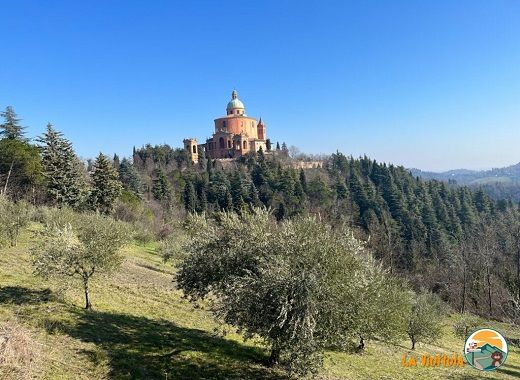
left=0, top=195, right=30, bottom=247
left=406, top=292, right=444, bottom=349
left=176, top=209, right=411, bottom=375
left=350, top=259, right=411, bottom=350
left=31, top=212, right=128, bottom=309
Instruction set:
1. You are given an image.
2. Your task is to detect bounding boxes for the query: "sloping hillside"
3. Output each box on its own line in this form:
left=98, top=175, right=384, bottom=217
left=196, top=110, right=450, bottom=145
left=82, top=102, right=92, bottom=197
left=410, top=162, right=520, bottom=185
left=1, top=226, right=520, bottom=379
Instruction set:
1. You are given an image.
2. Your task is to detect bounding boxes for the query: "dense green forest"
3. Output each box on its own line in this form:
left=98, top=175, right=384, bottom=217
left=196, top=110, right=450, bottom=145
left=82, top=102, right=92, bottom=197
left=2, top=105, right=520, bottom=377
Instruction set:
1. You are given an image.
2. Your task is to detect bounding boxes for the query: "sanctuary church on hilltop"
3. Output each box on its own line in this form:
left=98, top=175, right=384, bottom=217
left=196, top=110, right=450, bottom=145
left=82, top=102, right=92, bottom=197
left=183, top=90, right=267, bottom=162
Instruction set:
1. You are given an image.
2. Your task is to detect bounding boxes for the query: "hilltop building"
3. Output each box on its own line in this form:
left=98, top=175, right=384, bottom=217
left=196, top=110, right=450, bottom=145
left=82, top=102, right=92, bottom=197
left=183, top=90, right=267, bottom=162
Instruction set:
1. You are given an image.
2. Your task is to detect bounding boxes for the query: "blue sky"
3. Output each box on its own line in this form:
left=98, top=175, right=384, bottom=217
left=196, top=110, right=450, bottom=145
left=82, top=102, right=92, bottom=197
left=0, top=0, right=518, bottom=171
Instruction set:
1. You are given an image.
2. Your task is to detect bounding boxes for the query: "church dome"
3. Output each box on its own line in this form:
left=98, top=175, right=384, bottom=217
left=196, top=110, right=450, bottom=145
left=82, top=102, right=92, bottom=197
left=227, top=98, right=244, bottom=110
left=226, top=89, right=245, bottom=112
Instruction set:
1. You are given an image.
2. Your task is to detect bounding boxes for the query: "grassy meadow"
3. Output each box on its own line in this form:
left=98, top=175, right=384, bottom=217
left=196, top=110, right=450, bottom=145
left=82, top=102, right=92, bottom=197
left=1, top=225, right=520, bottom=379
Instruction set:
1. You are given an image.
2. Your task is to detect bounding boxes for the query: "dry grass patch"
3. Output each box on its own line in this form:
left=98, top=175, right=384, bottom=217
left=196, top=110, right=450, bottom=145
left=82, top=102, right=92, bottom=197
left=0, top=320, right=40, bottom=380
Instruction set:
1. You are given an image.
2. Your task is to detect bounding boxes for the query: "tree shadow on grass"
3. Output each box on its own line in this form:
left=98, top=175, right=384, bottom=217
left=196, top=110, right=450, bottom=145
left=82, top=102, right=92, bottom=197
left=447, top=365, right=520, bottom=379
left=496, top=366, right=520, bottom=378
left=0, top=285, right=55, bottom=305
left=45, top=309, right=288, bottom=380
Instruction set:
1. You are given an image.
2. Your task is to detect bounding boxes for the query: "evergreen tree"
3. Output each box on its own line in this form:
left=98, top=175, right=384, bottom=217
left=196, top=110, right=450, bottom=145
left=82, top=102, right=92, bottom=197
left=113, top=153, right=120, bottom=169
left=474, top=188, right=491, bottom=214
left=0, top=106, right=26, bottom=140
left=198, top=148, right=207, bottom=170
left=249, top=183, right=262, bottom=207
left=118, top=158, right=142, bottom=196
left=90, top=153, right=123, bottom=213
left=276, top=141, right=280, bottom=150
left=37, top=123, right=87, bottom=208
left=224, top=189, right=233, bottom=211
left=266, top=138, right=272, bottom=151
left=299, top=169, right=308, bottom=193
left=183, top=181, right=197, bottom=213
left=275, top=201, right=286, bottom=221
left=335, top=180, right=348, bottom=199
left=196, top=187, right=208, bottom=213
left=152, top=169, right=172, bottom=202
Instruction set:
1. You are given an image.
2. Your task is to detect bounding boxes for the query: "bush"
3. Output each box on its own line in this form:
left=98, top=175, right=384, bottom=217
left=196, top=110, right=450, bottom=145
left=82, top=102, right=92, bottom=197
left=453, top=313, right=481, bottom=339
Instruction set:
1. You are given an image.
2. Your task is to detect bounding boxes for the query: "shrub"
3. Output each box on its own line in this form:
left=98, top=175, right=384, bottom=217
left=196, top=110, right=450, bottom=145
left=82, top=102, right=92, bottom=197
left=453, top=313, right=481, bottom=339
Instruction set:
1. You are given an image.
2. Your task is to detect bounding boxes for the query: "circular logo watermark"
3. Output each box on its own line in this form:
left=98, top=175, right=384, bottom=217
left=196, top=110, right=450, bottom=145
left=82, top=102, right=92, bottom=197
left=464, top=328, right=508, bottom=371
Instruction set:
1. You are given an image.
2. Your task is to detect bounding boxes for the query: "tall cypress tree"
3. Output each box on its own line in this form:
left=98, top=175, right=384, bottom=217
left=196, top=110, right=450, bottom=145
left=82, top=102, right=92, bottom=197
left=299, top=169, right=308, bottom=193
left=183, top=181, right=197, bottom=213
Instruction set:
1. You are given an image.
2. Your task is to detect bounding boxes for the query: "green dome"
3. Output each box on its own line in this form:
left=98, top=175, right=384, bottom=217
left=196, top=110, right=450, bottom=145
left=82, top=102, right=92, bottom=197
left=226, top=89, right=245, bottom=111
left=227, top=98, right=244, bottom=110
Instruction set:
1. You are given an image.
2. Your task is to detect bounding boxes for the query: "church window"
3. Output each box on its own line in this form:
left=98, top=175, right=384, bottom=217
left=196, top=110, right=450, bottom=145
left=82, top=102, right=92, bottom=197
left=219, top=137, right=225, bottom=149
left=227, top=140, right=232, bottom=148
left=192, top=145, right=197, bottom=154
left=243, top=141, right=247, bottom=149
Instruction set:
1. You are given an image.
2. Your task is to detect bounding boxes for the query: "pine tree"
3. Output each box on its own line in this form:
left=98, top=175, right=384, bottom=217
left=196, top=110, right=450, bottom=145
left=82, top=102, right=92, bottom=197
left=276, top=142, right=281, bottom=150
left=118, top=158, right=142, bottom=196
left=0, top=106, right=26, bottom=140
left=90, top=153, right=123, bottom=213
left=474, top=188, right=491, bottom=214
left=249, top=183, right=262, bottom=207
left=37, top=123, right=88, bottom=208
left=152, top=169, right=171, bottom=202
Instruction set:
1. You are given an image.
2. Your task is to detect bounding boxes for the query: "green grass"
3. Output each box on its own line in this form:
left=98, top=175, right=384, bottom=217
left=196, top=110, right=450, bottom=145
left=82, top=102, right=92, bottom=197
left=1, top=226, right=520, bottom=379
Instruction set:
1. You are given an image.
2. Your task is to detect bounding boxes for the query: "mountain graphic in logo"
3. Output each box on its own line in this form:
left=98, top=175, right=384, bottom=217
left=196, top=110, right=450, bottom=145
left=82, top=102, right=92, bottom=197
left=464, top=329, right=508, bottom=371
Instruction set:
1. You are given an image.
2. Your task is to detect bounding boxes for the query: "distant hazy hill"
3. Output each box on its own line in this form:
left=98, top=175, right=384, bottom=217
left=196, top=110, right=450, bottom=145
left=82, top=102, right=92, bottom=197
left=410, top=162, right=520, bottom=185
left=410, top=162, right=520, bottom=201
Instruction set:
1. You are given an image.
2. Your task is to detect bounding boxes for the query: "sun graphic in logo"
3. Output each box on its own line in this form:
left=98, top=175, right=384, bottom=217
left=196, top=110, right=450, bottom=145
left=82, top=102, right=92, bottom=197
left=464, top=328, right=508, bottom=371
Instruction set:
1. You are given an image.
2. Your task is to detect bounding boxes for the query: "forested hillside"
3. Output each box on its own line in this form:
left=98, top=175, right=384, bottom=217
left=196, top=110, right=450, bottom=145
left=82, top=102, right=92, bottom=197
left=131, top=143, right=520, bottom=324
left=411, top=164, right=520, bottom=202
left=2, top=106, right=520, bottom=378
